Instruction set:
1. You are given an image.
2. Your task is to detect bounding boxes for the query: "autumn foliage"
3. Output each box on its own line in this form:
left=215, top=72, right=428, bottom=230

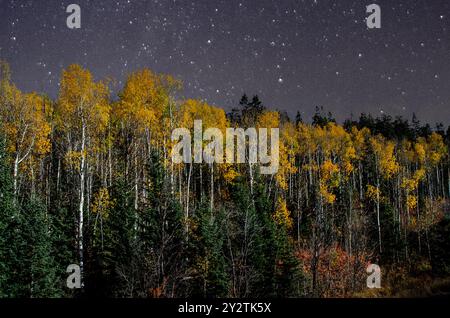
left=1, top=60, right=450, bottom=298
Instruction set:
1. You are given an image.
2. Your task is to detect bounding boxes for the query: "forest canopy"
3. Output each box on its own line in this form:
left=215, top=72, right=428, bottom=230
left=0, top=60, right=450, bottom=298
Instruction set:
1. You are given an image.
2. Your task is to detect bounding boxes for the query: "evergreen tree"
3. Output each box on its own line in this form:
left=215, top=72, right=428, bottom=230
left=48, top=205, right=77, bottom=297
left=0, top=136, right=15, bottom=297
left=295, top=111, right=303, bottom=125
left=139, top=150, right=185, bottom=297
left=312, top=106, right=335, bottom=127
left=20, top=198, right=59, bottom=297
left=190, top=203, right=229, bottom=298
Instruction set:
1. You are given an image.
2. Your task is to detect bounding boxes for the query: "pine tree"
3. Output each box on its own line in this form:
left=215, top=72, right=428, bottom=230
left=104, top=177, right=137, bottom=297
left=20, top=198, right=59, bottom=297
left=0, top=165, right=59, bottom=297
left=0, top=136, right=16, bottom=297
left=49, top=205, right=77, bottom=297
left=190, top=202, right=229, bottom=298
left=138, top=150, right=185, bottom=297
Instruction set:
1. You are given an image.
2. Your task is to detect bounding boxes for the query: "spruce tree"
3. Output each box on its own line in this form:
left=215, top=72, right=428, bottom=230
left=0, top=136, right=15, bottom=297
left=190, top=202, right=229, bottom=297
left=20, top=198, right=59, bottom=297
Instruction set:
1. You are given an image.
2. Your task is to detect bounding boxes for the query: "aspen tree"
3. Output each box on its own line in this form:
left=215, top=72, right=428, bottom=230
left=56, top=64, right=110, bottom=287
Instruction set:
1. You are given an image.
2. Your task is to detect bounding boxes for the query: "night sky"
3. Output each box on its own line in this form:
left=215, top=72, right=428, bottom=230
left=0, top=0, right=449, bottom=125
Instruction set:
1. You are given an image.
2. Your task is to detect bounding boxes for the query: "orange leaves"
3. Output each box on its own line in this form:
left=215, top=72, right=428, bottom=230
left=296, top=245, right=371, bottom=297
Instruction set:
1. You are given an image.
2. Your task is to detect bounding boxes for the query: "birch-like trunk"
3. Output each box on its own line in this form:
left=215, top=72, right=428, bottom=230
left=13, top=155, right=19, bottom=202
left=210, top=163, right=214, bottom=211
left=186, top=163, right=192, bottom=239
left=79, top=121, right=86, bottom=288
left=375, top=161, right=382, bottom=254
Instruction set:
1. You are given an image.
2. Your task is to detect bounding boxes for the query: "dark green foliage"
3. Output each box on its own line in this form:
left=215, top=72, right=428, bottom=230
left=343, top=113, right=434, bottom=140
left=48, top=205, right=77, bottom=296
left=430, top=217, right=450, bottom=275
left=189, top=202, right=229, bottom=298
left=1, top=137, right=65, bottom=298
left=229, top=94, right=266, bottom=127
left=313, top=106, right=336, bottom=127
left=0, top=137, right=15, bottom=297
left=20, top=198, right=59, bottom=297
left=108, top=178, right=137, bottom=296
left=1, top=86, right=450, bottom=299
left=140, top=151, right=185, bottom=293
left=224, top=180, right=303, bottom=298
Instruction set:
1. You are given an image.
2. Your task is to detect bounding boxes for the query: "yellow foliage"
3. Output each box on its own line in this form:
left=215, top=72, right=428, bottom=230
left=401, top=169, right=426, bottom=193
left=276, top=142, right=297, bottom=190
left=366, top=184, right=380, bottom=202
left=273, top=197, right=293, bottom=229
left=178, top=99, right=227, bottom=132
left=321, top=160, right=339, bottom=181
left=406, top=195, right=417, bottom=211
left=370, top=135, right=399, bottom=179
left=220, top=164, right=240, bottom=184
left=320, top=183, right=336, bottom=204
left=92, top=188, right=114, bottom=218
left=114, top=69, right=179, bottom=142
left=0, top=82, right=52, bottom=161
left=351, top=126, right=370, bottom=160
left=257, top=111, right=280, bottom=129
left=64, top=151, right=82, bottom=170
left=414, top=142, right=426, bottom=164
left=58, top=64, right=110, bottom=133
left=427, top=133, right=447, bottom=166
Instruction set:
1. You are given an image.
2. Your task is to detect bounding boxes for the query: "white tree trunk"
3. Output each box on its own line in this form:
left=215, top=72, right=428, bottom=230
left=210, top=164, right=214, bottom=211
left=186, top=163, right=192, bottom=239
left=13, top=155, right=19, bottom=202
left=376, top=178, right=382, bottom=254
left=79, top=122, right=86, bottom=288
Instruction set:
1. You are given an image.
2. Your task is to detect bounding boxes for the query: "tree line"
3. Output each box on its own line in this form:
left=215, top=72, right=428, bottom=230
left=0, top=61, right=449, bottom=298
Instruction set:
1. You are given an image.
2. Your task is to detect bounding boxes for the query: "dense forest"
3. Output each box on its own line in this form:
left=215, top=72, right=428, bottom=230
left=0, top=60, right=449, bottom=298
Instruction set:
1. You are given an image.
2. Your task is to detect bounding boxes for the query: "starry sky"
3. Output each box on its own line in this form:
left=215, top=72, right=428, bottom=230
left=0, top=0, right=449, bottom=125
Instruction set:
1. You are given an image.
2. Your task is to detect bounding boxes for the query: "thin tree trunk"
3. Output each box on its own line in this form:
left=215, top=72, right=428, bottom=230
left=375, top=158, right=382, bottom=254
left=186, top=163, right=192, bottom=239
left=13, top=155, right=19, bottom=203
left=210, top=163, right=214, bottom=211
left=79, top=121, right=86, bottom=288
